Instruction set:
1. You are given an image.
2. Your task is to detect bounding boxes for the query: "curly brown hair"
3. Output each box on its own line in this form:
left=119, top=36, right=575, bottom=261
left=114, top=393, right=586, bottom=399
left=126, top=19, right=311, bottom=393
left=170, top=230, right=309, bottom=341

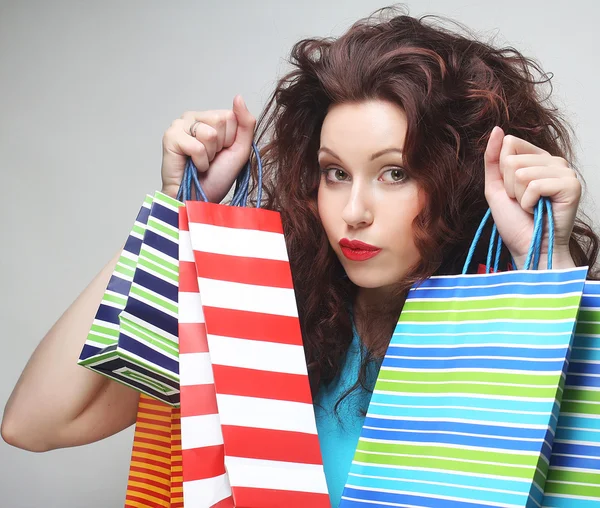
left=247, top=7, right=599, bottom=398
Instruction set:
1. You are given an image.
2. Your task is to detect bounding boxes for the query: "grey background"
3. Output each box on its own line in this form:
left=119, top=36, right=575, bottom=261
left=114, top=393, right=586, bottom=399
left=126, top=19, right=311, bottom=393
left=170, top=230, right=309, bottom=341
left=1, top=1, right=598, bottom=506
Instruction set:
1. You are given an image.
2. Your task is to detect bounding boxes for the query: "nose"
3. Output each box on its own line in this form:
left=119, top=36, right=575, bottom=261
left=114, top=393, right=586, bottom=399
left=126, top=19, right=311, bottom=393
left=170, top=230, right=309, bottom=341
left=341, top=181, right=374, bottom=228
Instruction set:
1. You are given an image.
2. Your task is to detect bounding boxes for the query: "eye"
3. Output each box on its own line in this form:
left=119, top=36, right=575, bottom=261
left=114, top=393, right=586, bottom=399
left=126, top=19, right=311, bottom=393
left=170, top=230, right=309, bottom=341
left=380, top=167, right=408, bottom=183
left=322, top=168, right=351, bottom=183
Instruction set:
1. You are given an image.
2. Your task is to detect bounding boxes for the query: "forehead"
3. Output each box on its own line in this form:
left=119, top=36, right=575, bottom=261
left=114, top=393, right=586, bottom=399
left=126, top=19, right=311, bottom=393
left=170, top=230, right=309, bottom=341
left=320, top=100, right=408, bottom=149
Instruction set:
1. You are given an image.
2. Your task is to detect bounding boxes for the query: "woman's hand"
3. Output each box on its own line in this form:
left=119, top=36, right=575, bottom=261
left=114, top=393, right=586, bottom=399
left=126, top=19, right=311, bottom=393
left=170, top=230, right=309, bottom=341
left=160, top=95, right=256, bottom=202
left=484, top=126, right=581, bottom=269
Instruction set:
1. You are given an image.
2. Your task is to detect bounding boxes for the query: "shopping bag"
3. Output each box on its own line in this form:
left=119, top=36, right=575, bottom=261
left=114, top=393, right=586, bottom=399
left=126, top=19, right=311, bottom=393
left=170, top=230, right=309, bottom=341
left=182, top=145, right=329, bottom=507
left=178, top=204, right=234, bottom=507
left=78, top=196, right=153, bottom=382
left=340, top=201, right=589, bottom=508
left=124, top=394, right=174, bottom=508
left=542, top=280, right=600, bottom=507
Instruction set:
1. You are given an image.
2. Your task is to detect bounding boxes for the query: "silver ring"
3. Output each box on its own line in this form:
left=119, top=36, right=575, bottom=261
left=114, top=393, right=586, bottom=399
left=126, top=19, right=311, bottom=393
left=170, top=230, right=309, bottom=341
left=189, top=120, right=202, bottom=138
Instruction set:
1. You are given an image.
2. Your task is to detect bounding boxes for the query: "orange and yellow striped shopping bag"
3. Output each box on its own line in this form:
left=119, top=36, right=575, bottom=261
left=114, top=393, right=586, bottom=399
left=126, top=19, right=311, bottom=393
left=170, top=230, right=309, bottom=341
left=124, top=394, right=182, bottom=507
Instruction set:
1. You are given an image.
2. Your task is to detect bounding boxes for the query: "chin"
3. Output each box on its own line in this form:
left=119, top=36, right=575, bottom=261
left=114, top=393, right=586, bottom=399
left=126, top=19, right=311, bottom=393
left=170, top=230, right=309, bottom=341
left=344, top=268, right=400, bottom=289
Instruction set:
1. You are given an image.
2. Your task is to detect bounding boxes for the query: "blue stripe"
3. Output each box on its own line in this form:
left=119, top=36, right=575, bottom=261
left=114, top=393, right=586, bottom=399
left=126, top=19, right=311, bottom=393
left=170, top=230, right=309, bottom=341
left=572, top=337, right=600, bottom=349
left=79, top=343, right=102, bottom=360
left=121, top=298, right=178, bottom=337
left=99, top=357, right=179, bottom=389
left=554, top=429, right=600, bottom=444
left=385, top=345, right=569, bottom=359
left=347, top=464, right=533, bottom=495
left=581, top=281, right=600, bottom=296
left=390, top=333, right=574, bottom=346
left=137, top=204, right=151, bottom=224
left=345, top=474, right=529, bottom=506
left=394, top=321, right=576, bottom=335
left=371, top=392, right=558, bottom=414
left=565, top=362, right=600, bottom=376
left=409, top=283, right=584, bottom=299
left=95, top=304, right=121, bottom=326
left=556, top=415, right=600, bottom=431
left=124, top=235, right=143, bottom=255
left=549, top=454, right=600, bottom=470
left=340, top=485, right=508, bottom=508
left=570, top=348, right=600, bottom=362
left=551, top=442, right=600, bottom=458
left=106, top=274, right=132, bottom=296
left=382, top=357, right=566, bottom=372
left=133, top=268, right=178, bottom=303
left=367, top=403, right=557, bottom=427
left=117, top=332, right=179, bottom=374
left=360, top=427, right=545, bottom=453
left=413, top=268, right=588, bottom=289
left=363, top=416, right=551, bottom=440
left=150, top=202, right=179, bottom=227
left=565, top=373, right=600, bottom=389
left=141, top=229, right=178, bottom=260
left=542, top=494, right=600, bottom=508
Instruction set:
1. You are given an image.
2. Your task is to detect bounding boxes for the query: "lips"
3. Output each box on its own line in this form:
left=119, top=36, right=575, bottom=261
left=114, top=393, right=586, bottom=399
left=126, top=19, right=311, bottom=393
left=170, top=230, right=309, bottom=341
left=339, top=238, right=381, bottom=261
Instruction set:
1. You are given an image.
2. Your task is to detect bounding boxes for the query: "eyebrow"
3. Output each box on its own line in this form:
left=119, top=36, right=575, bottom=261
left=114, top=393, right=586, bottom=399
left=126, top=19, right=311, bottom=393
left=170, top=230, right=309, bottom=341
left=318, top=147, right=403, bottom=161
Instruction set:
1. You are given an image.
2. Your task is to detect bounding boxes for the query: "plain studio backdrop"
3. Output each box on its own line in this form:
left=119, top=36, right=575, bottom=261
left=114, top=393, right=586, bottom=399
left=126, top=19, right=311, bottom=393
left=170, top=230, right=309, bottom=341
left=1, top=1, right=599, bottom=506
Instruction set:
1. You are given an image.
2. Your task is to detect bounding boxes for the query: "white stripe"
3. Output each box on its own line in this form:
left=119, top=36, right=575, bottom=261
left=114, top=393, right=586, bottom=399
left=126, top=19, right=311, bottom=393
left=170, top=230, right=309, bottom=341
left=224, top=456, right=328, bottom=493
left=197, top=278, right=299, bottom=317
left=380, top=380, right=561, bottom=389
left=424, top=266, right=586, bottom=280
left=370, top=403, right=554, bottom=416
left=390, top=343, right=568, bottom=349
left=178, top=292, right=205, bottom=323
left=385, top=354, right=566, bottom=362
left=180, top=414, right=223, bottom=449
left=139, top=244, right=178, bottom=269
left=399, top=318, right=576, bottom=325
left=179, top=352, right=214, bottom=386
left=178, top=230, right=195, bottom=262
left=146, top=215, right=179, bottom=236
left=189, top=222, right=289, bottom=261
left=183, top=473, right=232, bottom=507
left=404, top=306, right=580, bottom=313
left=366, top=412, right=550, bottom=430
left=91, top=319, right=119, bottom=332
left=414, top=280, right=583, bottom=291
left=154, top=191, right=182, bottom=212
left=118, top=312, right=178, bottom=344
left=382, top=367, right=564, bottom=375
left=207, top=335, right=308, bottom=375
left=394, top=331, right=569, bottom=337
left=374, top=390, right=558, bottom=403
left=216, top=394, right=317, bottom=434
left=408, top=292, right=583, bottom=303
left=554, top=438, right=600, bottom=446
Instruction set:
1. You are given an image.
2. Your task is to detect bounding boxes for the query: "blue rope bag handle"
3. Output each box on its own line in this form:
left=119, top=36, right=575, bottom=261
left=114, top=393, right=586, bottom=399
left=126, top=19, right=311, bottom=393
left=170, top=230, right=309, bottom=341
left=463, top=197, right=555, bottom=274
left=176, top=142, right=263, bottom=207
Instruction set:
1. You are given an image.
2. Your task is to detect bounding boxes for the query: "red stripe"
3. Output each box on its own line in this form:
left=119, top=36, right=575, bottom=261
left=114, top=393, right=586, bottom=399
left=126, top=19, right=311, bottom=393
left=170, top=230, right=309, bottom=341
left=125, top=493, right=166, bottom=507
left=179, top=206, right=189, bottom=230
left=179, top=322, right=208, bottom=354
left=193, top=251, right=293, bottom=288
left=128, top=456, right=172, bottom=471
left=212, top=365, right=312, bottom=404
left=133, top=426, right=171, bottom=440
left=135, top=407, right=174, bottom=419
left=127, top=476, right=171, bottom=493
left=132, top=445, right=171, bottom=460
left=182, top=445, right=226, bottom=481
left=125, top=485, right=170, bottom=503
left=128, top=465, right=171, bottom=482
left=180, top=384, right=219, bottom=417
left=136, top=416, right=172, bottom=429
left=222, top=426, right=323, bottom=464
left=137, top=397, right=173, bottom=411
left=186, top=201, right=283, bottom=233
left=203, top=307, right=303, bottom=346
left=232, top=487, right=330, bottom=508
left=179, top=261, right=200, bottom=292
left=133, top=436, right=172, bottom=450
left=212, top=496, right=234, bottom=508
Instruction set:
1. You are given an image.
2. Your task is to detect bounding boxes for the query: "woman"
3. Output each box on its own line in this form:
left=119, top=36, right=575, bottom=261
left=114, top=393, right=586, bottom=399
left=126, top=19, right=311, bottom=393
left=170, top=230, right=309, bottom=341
left=3, top=8, right=598, bottom=507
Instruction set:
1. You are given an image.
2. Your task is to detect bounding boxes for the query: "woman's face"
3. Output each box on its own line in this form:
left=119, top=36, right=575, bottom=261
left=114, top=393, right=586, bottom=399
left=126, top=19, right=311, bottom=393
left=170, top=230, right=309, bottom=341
left=317, top=100, right=424, bottom=290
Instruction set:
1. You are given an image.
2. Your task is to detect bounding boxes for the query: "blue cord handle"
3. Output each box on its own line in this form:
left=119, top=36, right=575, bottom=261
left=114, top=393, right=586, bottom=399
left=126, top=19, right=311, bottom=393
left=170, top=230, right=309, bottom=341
left=176, top=142, right=263, bottom=207
left=463, top=197, right=554, bottom=274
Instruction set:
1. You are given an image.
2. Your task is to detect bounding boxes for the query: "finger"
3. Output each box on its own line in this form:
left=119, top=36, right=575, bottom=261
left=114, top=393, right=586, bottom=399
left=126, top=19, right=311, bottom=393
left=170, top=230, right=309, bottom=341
left=520, top=177, right=581, bottom=214
left=503, top=154, right=569, bottom=172
left=222, top=110, right=237, bottom=149
left=514, top=165, right=578, bottom=204
left=231, top=95, right=257, bottom=153
left=483, top=126, right=505, bottom=199
left=169, top=133, right=210, bottom=173
left=183, top=110, right=231, bottom=151
left=500, top=135, right=551, bottom=199
left=190, top=122, right=218, bottom=162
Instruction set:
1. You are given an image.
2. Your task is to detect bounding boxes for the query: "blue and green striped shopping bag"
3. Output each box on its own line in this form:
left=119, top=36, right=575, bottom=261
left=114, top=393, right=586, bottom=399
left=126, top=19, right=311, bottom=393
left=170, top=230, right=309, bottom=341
left=340, top=200, right=589, bottom=508
left=78, top=191, right=183, bottom=406
left=542, top=280, right=600, bottom=507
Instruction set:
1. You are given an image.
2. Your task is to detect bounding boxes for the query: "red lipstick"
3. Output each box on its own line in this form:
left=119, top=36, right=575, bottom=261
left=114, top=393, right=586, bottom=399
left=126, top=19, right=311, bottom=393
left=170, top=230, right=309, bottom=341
left=339, top=238, right=381, bottom=261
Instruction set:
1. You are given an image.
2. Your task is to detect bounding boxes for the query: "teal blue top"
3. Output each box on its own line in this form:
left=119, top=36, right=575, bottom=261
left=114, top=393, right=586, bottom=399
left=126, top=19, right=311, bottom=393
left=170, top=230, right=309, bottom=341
left=313, top=325, right=381, bottom=507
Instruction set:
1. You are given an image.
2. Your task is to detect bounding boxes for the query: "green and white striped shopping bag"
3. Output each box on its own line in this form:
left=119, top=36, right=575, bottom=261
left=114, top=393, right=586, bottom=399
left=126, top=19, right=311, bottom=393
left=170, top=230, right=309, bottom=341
left=78, top=191, right=183, bottom=406
left=542, top=280, right=600, bottom=507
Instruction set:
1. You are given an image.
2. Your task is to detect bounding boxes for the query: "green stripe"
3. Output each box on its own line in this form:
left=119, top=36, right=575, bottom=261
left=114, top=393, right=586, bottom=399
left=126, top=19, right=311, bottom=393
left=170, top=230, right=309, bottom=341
left=578, top=310, right=600, bottom=322
left=131, top=224, right=146, bottom=237
left=401, top=308, right=578, bottom=322
left=147, top=218, right=178, bottom=240
left=406, top=296, right=582, bottom=312
left=129, top=285, right=177, bottom=314
left=375, top=380, right=560, bottom=398
left=119, top=317, right=179, bottom=355
left=114, top=264, right=135, bottom=278
left=559, top=400, right=600, bottom=415
left=102, top=293, right=127, bottom=307
left=356, top=441, right=538, bottom=468
left=144, top=195, right=154, bottom=206
left=352, top=451, right=536, bottom=480
left=90, top=324, right=119, bottom=337
left=78, top=349, right=119, bottom=366
left=155, top=191, right=183, bottom=209
left=378, top=370, right=562, bottom=386
left=545, top=478, right=600, bottom=498
left=562, top=388, right=600, bottom=403
left=547, top=469, right=600, bottom=487
left=120, top=370, right=172, bottom=393
left=85, top=333, right=117, bottom=347
left=575, top=322, right=600, bottom=335
left=139, top=248, right=178, bottom=273
left=118, top=255, right=137, bottom=268
left=137, top=257, right=178, bottom=283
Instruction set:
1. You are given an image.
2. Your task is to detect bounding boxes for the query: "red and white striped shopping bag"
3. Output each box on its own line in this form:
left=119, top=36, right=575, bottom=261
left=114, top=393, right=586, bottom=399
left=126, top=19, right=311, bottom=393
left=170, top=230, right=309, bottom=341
left=178, top=207, right=234, bottom=507
left=185, top=201, right=329, bottom=508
